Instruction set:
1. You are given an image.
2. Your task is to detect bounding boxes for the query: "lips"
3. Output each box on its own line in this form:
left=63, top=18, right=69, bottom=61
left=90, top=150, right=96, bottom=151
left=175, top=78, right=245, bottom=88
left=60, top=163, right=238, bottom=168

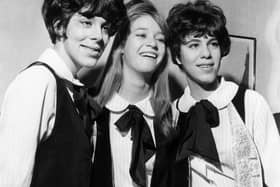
left=139, top=51, right=158, bottom=59
left=81, top=44, right=101, bottom=55
left=197, top=63, right=214, bottom=68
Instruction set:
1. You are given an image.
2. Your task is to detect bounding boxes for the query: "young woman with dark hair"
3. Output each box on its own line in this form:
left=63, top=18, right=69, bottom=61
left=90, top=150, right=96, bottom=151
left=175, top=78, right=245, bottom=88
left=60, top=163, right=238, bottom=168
left=167, top=0, right=280, bottom=186
left=0, top=0, right=126, bottom=186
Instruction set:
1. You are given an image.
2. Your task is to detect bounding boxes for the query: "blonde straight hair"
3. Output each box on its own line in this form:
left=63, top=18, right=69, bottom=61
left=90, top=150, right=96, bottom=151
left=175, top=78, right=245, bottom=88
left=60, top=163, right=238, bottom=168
left=96, top=0, right=173, bottom=136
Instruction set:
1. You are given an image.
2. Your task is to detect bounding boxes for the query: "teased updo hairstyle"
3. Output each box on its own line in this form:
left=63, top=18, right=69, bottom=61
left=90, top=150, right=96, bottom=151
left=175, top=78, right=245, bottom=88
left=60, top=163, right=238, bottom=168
left=167, top=0, right=231, bottom=64
left=42, top=0, right=126, bottom=43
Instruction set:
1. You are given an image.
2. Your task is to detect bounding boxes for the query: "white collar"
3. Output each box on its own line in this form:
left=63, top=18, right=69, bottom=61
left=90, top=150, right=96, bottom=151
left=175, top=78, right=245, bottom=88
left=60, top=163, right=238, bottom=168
left=106, top=92, right=155, bottom=118
left=37, top=48, right=84, bottom=86
left=177, top=78, right=239, bottom=112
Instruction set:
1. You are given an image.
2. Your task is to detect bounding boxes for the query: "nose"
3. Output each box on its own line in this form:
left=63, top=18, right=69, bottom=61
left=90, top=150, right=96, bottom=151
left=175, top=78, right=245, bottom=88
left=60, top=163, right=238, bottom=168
left=146, top=36, right=158, bottom=49
left=89, top=23, right=103, bottom=41
left=201, top=44, right=211, bottom=58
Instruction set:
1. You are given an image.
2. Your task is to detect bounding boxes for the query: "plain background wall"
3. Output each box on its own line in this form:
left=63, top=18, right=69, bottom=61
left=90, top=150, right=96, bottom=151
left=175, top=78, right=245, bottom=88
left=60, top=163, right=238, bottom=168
left=1, top=0, right=280, bottom=113
left=0, top=0, right=49, bottom=106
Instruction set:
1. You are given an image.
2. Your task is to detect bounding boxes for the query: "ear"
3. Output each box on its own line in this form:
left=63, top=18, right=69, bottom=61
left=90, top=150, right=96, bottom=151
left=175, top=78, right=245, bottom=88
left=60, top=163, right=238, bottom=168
left=174, top=57, right=186, bottom=70
left=175, top=57, right=182, bottom=65
left=119, top=43, right=125, bottom=55
left=53, top=20, right=65, bottom=40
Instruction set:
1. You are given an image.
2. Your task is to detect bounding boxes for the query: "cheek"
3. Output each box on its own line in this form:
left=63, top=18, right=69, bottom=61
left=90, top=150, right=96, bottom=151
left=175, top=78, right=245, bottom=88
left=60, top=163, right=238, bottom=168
left=66, top=28, right=84, bottom=41
left=157, top=44, right=166, bottom=58
left=180, top=51, right=195, bottom=66
left=211, top=47, right=221, bottom=57
left=215, top=51, right=222, bottom=61
left=124, top=40, right=138, bottom=56
left=159, top=43, right=166, bottom=54
left=179, top=52, right=199, bottom=73
left=123, top=45, right=135, bottom=63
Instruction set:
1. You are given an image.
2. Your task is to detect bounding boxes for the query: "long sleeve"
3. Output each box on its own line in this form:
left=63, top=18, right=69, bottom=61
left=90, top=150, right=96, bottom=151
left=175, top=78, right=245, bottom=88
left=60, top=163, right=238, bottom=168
left=0, top=66, right=57, bottom=187
left=245, top=90, right=280, bottom=187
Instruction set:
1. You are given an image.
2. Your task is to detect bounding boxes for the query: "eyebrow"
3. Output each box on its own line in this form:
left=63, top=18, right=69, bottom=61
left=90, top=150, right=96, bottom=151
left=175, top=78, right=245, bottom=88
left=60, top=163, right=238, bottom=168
left=208, top=38, right=218, bottom=42
left=183, top=37, right=218, bottom=45
left=182, top=38, right=201, bottom=45
left=78, top=11, right=94, bottom=18
left=132, top=28, right=163, bottom=35
left=133, top=27, right=148, bottom=31
left=76, top=13, right=107, bottom=24
left=78, top=12, right=106, bottom=21
left=76, top=13, right=90, bottom=19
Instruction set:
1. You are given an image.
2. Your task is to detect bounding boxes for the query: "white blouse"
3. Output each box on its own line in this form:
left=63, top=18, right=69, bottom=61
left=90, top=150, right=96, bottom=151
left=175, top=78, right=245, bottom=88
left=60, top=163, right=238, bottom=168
left=174, top=78, right=280, bottom=186
left=105, top=92, right=156, bottom=187
left=0, top=48, right=84, bottom=187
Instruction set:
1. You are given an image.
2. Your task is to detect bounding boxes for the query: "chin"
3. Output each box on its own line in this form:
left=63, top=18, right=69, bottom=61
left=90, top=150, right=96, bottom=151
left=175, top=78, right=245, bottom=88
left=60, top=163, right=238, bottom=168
left=80, top=61, right=97, bottom=69
left=141, top=67, right=158, bottom=74
left=199, top=79, right=219, bottom=89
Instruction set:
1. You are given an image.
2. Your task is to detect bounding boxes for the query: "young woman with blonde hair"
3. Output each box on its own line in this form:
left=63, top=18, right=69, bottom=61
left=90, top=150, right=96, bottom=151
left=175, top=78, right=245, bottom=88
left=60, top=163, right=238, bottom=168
left=91, top=1, right=175, bottom=187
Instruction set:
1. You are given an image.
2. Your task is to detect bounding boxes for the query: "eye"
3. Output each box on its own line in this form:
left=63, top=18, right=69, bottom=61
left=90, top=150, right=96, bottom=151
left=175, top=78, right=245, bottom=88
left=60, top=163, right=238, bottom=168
left=80, top=20, right=92, bottom=27
left=136, top=33, right=146, bottom=38
left=209, top=40, right=220, bottom=48
left=157, top=38, right=165, bottom=43
left=102, top=23, right=110, bottom=34
left=188, top=43, right=200, bottom=49
left=155, top=34, right=165, bottom=43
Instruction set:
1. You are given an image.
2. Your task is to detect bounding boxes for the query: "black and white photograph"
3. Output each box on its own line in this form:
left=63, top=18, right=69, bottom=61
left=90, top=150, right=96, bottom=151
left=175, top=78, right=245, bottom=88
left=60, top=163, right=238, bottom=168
left=0, top=0, right=280, bottom=186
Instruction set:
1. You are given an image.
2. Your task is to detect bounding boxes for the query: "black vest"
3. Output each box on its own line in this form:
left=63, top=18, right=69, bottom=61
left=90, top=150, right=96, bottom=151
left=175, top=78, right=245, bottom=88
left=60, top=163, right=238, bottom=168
left=170, top=85, right=248, bottom=187
left=30, top=63, right=92, bottom=187
left=91, top=108, right=175, bottom=187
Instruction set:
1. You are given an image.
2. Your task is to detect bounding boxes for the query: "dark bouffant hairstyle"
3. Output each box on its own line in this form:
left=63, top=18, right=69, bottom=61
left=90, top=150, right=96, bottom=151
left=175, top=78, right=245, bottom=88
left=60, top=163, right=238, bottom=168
left=166, top=0, right=231, bottom=64
left=42, top=0, right=126, bottom=43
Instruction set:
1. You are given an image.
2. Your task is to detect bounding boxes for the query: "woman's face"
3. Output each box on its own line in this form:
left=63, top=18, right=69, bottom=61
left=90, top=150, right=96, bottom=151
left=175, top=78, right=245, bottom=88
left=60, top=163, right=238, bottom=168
left=179, top=34, right=222, bottom=88
left=121, top=15, right=166, bottom=79
left=59, top=11, right=110, bottom=74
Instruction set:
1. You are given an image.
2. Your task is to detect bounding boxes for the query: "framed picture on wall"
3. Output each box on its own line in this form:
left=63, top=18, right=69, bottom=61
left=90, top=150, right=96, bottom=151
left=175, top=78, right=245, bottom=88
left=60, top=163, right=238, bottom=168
left=219, top=35, right=257, bottom=89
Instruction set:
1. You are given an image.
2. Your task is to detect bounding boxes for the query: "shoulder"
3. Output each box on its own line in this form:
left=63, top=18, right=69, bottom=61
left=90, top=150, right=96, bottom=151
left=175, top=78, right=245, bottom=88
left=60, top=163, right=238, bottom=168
left=0, top=64, right=59, bottom=145
left=244, top=89, right=273, bottom=124
left=4, top=65, right=57, bottom=103
left=245, top=89, right=269, bottom=108
left=12, top=65, right=56, bottom=91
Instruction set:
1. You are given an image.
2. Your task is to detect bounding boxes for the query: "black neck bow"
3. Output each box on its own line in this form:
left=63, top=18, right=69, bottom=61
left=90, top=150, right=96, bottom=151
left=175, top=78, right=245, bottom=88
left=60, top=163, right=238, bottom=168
left=72, top=85, right=100, bottom=140
left=176, top=100, right=220, bottom=163
left=115, top=105, right=156, bottom=187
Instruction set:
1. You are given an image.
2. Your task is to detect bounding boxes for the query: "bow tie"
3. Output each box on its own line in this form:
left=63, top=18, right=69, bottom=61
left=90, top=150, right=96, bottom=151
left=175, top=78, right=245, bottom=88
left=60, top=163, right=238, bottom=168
left=176, top=100, right=220, bottom=163
left=72, top=85, right=87, bottom=113
left=115, top=105, right=144, bottom=132
left=115, top=105, right=156, bottom=187
left=72, top=85, right=94, bottom=139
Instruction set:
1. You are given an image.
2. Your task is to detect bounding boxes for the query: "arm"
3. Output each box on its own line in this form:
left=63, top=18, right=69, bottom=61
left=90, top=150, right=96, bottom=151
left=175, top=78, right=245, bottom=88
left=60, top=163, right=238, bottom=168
left=0, top=66, right=56, bottom=187
left=245, top=90, right=280, bottom=187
